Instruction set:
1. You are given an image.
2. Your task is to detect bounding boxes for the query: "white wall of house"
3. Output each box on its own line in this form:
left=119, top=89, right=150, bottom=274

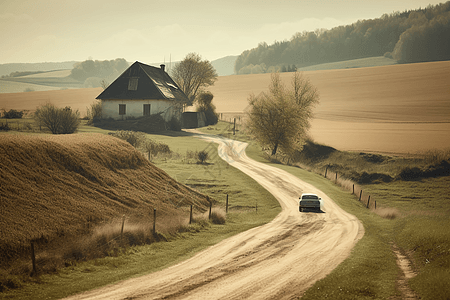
left=101, top=99, right=180, bottom=121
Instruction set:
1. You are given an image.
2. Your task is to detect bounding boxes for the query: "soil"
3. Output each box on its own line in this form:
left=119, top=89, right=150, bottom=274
left=64, top=133, right=364, bottom=300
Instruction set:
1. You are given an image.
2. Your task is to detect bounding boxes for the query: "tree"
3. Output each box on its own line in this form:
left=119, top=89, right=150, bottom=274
left=171, top=53, right=218, bottom=106
left=196, top=91, right=218, bottom=126
left=34, top=103, right=80, bottom=134
left=246, top=72, right=319, bottom=156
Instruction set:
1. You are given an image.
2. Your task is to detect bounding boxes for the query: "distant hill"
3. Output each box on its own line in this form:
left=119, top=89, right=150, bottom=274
left=211, top=56, right=238, bottom=76
left=235, top=2, right=450, bottom=74
left=0, top=61, right=78, bottom=78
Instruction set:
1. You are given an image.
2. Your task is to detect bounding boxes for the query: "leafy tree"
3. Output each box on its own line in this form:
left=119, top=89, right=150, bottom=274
left=196, top=91, right=218, bottom=126
left=171, top=53, right=218, bottom=105
left=34, top=103, right=80, bottom=134
left=246, top=72, right=319, bottom=156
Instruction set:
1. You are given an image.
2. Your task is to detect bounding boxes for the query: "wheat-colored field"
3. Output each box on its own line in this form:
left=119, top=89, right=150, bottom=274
left=0, top=87, right=102, bottom=114
left=209, top=60, right=450, bottom=155
left=0, top=61, right=448, bottom=155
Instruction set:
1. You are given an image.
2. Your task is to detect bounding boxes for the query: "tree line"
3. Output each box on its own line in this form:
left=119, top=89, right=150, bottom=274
left=235, top=1, right=450, bottom=74
left=70, top=58, right=129, bottom=88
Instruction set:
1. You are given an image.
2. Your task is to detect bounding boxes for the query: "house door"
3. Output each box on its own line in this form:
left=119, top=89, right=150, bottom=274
left=143, top=104, right=151, bottom=116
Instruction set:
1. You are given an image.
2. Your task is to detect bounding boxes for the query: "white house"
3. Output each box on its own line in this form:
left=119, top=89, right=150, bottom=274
left=96, top=61, right=188, bottom=121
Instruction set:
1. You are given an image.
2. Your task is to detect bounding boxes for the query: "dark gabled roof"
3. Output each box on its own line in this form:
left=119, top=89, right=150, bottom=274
left=96, top=61, right=188, bottom=102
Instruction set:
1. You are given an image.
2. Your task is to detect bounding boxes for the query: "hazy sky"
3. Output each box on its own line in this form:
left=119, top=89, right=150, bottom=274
left=0, top=0, right=445, bottom=64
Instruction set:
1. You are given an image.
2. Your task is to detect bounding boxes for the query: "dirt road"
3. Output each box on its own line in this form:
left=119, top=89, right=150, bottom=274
left=65, top=135, right=364, bottom=300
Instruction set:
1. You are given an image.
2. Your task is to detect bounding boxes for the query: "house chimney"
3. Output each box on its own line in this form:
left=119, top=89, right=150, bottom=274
left=160, top=64, right=165, bottom=72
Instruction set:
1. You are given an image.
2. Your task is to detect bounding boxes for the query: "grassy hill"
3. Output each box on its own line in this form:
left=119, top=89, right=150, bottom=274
left=0, top=133, right=211, bottom=267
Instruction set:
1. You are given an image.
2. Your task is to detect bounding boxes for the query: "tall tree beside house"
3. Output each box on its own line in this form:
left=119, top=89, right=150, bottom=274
left=246, top=72, right=319, bottom=156
left=171, top=53, right=218, bottom=106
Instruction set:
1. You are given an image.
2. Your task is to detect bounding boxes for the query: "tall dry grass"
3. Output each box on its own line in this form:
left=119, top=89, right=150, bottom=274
left=0, top=133, right=212, bottom=270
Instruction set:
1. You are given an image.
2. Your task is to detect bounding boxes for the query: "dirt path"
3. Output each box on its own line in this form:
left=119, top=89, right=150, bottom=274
left=65, top=135, right=364, bottom=300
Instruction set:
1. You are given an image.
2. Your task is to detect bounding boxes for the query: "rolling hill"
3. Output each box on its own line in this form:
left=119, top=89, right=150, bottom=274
left=0, top=133, right=210, bottom=264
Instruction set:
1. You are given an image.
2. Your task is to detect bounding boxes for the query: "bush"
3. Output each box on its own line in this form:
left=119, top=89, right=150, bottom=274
left=197, top=150, right=208, bottom=164
left=167, top=116, right=182, bottom=131
left=142, top=139, right=171, bottom=160
left=34, top=103, right=80, bottom=134
left=210, top=209, right=226, bottom=225
left=109, top=130, right=145, bottom=148
left=86, top=101, right=102, bottom=123
left=2, top=109, right=24, bottom=119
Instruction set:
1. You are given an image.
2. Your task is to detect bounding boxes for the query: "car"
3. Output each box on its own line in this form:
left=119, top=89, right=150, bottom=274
left=299, top=193, right=321, bottom=212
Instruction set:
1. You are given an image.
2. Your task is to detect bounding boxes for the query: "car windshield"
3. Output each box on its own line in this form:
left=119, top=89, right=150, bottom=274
left=302, top=195, right=318, bottom=199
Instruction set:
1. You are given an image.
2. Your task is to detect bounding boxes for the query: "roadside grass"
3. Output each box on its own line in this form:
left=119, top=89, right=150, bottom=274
left=203, top=121, right=450, bottom=299
left=1, top=121, right=281, bottom=300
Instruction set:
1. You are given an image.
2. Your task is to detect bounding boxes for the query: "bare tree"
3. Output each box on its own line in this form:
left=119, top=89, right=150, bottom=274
left=246, top=72, right=319, bottom=156
left=171, top=53, right=218, bottom=106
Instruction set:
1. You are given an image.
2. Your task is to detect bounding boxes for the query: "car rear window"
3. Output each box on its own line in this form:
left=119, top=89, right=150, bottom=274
left=302, top=195, right=318, bottom=199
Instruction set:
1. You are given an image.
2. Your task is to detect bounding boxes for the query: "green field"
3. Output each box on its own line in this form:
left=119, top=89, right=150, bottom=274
left=1, top=120, right=449, bottom=299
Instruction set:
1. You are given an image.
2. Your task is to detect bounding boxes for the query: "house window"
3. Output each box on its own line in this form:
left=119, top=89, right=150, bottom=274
left=128, top=77, right=138, bottom=90
left=143, top=104, right=151, bottom=116
left=119, top=104, right=126, bottom=115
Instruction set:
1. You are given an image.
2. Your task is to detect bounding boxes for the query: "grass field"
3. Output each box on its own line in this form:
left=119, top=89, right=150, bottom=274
left=203, top=122, right=450, bottom=299
left=1, top=119, right=449, bottom=299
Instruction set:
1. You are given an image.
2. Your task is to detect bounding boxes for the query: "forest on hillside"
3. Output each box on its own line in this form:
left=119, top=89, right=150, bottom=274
left=235, top=2, right=450, bottom=74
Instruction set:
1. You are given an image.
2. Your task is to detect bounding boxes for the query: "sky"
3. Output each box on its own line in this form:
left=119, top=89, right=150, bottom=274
left=0, top=0, right=446, bottom=64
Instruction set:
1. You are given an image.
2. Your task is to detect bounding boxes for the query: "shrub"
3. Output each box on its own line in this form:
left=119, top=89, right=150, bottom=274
left=2, top=109, right=24, bottom=119
left=167, top=116, right=182, bottom=131
left=197, top=150, right=208, bottom=164
left=0, top=122, right=10, bottom=131
left=142, top=139, right=171, bottom=160
left=210, top=209, right=226, bottom=225
left=86, top=101, right=102, bottom=123
left=34, top=103, right=80, bottom=134
left=110, top=130, right=145, bottom=148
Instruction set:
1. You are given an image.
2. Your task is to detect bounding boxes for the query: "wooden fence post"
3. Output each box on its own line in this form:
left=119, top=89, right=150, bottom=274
left=121, top=215, right=125, bottom=242
left=324, top=166, right=328, bottom=178
left=256, top=201, right=258, bottom=213
left=189, top=205, right=193, bottom=224
left=375, top=200, right=377, bottom=209
left=359, top=190, right=363, bottom=201
left=30, top=241, right=36, bottom=276
left=352, top=184, right=355, bottom=194
left=209, top=202, right=212, bottom=220
left=367, top=196, right=371, bottom=208
left=153, top=209, right=156, bottom=235
left=226, top=194, right=229, bottom=213
left=335, top=173, right=338, bottom=183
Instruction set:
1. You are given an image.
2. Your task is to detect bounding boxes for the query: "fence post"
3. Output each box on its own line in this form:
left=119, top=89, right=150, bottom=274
left=189, top=205, right=193, bottom=224
left=226, top=194, right=229, bottom=213
left=359, top=190, right=363, bottom=201
left=209, top=202, right=212, bottom=220
left=153, top=209, right=156, bottom=235
left=30, top=241, right=36, bottom=276
left=121, top=215, right=125, bottom=242
left=335, top=173, right=338, bottom=183
left=233, top=118, right=236, bottom=135
left=367, top=196, right=371, bottom=208
left=375, top=200, right=377, bottom=209
left=324, top=166, right=328, bottom=178
left=352, top=184, right=355, bottom=194
left=256, top=201, right=258, bottom=213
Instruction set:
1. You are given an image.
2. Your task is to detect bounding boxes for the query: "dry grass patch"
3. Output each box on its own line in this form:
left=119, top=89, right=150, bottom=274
left=0, top=133, right=211, bottom=274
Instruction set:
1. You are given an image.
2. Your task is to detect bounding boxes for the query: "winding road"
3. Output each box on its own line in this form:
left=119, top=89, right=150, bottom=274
left=65, top=134, right=364, bottom=300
